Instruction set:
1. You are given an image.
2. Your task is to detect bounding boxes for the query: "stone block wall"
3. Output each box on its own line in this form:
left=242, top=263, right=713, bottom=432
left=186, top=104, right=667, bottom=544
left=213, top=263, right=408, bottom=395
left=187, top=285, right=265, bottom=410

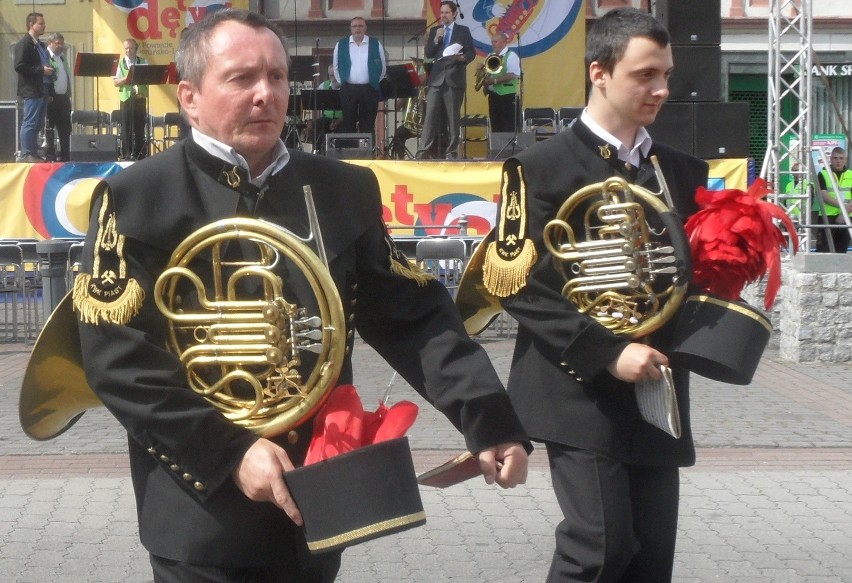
left=776, top=254, right=852, bottom=363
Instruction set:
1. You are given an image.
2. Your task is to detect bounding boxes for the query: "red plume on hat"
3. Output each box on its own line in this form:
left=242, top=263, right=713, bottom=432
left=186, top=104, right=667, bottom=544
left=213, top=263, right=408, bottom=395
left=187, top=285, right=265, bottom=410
left=683, top=178, right=798, bottom=311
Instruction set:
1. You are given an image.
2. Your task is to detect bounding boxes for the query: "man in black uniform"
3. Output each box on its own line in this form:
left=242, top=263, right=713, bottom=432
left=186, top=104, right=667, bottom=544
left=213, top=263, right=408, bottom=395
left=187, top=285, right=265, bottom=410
left=74, top=9, right=529, bottom=583
left=483, top=8, right=708, bottom=582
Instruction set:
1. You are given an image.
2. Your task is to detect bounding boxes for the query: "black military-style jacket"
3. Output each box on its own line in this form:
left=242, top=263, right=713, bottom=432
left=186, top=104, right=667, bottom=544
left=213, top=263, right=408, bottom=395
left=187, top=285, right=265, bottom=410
left=76, top=138, right=529, bottom=565
left=501, top=122, right=709, bottom=468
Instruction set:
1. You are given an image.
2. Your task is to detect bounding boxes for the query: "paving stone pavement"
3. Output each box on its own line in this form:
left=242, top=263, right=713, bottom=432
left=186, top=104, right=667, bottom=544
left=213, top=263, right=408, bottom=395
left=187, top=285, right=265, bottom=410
left=1, top=326, right=851, bottom=582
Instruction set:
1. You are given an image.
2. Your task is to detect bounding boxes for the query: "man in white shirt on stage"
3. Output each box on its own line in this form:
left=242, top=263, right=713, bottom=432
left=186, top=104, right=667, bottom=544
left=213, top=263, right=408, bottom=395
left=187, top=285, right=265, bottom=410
left=333, top=16, right=386, bottom=137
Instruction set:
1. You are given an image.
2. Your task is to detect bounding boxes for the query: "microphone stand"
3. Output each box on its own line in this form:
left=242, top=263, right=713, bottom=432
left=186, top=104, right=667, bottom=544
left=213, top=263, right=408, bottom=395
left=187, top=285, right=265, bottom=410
left=408, top=17, right=440, bottom=44
left=312, top=38, right=320, bottom=153
left=494, top=31, right=523, bottom=160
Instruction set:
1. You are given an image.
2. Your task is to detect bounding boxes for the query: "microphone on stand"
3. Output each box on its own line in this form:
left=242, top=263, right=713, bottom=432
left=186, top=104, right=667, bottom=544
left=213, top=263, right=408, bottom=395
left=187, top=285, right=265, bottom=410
left=456, top=1, right=464, bottom=19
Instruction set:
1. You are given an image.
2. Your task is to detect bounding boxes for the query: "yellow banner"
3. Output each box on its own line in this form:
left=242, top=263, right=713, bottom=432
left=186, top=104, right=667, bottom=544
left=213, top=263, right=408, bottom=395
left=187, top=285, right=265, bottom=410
left=92, top=0, right=248, bottom=117
left=425, top=0, right=586, bottom=112
left=0, top=158, right=748, bottom=240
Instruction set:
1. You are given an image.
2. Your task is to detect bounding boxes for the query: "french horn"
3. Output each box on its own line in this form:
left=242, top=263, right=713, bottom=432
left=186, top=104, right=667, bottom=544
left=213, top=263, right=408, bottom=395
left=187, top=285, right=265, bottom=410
left=20, top=188, right=345, bottom=440
left=457, top=161, right=691, bottom=339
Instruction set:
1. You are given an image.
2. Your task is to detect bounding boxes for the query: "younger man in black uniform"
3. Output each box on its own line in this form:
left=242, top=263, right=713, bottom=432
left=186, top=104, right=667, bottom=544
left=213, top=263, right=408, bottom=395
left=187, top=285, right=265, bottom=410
left=74, top=9, right=529, bottom=582
left=484, top=8, right=708, bottom=582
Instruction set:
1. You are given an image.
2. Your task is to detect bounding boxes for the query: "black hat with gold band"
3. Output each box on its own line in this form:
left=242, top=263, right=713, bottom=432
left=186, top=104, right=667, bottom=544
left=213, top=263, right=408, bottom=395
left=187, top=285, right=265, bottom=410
left=669, top=294, right=772, bottom=385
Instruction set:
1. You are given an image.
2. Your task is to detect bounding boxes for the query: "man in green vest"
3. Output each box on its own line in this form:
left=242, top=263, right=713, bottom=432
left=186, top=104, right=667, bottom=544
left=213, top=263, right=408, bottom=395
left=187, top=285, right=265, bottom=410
left=478, top=31, right=520, bottom=133
left=113, top=38, right=149, bottom=160
left=332, top=16, right=386, bottom=138
left=45, top=32, right=72, bottom=162
left=815, top=146, right=852, bottom=253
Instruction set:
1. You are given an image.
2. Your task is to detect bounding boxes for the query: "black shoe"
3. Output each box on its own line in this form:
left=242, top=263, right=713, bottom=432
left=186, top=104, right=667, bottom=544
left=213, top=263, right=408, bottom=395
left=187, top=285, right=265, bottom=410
left=16, top=153, right=41, bottom=163
left=445, top=152, right=458, bottom=160
left=414, top=150, right=430, bottom=160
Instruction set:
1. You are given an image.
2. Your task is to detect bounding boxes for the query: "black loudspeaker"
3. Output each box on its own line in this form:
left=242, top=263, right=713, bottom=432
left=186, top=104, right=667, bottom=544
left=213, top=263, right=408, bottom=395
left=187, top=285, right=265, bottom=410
left=324, top=133, right=373, bottom=160
left=647, top=102, right=695, bottom=155
left=489, top=131, right=535, bottom=159
left=693, top=102, right=750, bottom=158
left=656, top=0, right=721, bottom=45
left=0, top=102, right=19, bottom=162
left=668, top=45, right=722, bottom=102
left=70, top=135, right=118, bottom=162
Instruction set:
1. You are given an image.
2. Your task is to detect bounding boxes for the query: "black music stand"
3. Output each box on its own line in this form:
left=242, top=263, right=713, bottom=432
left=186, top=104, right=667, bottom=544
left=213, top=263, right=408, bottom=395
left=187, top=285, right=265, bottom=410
left=74, top=53, right=119, bottom=133
left=289, top=56, right=316, bottom=83
left=382, top=65, right=420, bottom=159
left=126, top=64, right=171, bottom=158
left=383, top=65, right=419, bottom=100
left=300, top=90, right=342, bottom=153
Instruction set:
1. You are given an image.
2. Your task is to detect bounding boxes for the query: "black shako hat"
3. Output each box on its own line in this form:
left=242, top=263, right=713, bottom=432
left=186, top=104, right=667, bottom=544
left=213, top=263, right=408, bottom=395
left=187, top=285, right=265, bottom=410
left=669, top=294, right=772, bottom=385
left=283, top=437, right=426, bottom=554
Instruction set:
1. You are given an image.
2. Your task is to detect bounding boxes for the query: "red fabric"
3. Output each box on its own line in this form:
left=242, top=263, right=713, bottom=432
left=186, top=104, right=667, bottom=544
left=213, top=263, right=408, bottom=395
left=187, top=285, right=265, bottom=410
left=684, top=178, right=798, bottom=310
left=304, top=385, right=419, bottom=466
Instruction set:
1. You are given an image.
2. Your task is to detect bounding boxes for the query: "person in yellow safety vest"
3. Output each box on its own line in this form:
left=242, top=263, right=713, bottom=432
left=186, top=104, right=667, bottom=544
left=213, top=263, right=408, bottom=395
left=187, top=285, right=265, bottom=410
left=815, top=146, right=852, bottom=253
left=478, top=31, right=520, bottom=133
left=783, top=162, right=810, bottom=223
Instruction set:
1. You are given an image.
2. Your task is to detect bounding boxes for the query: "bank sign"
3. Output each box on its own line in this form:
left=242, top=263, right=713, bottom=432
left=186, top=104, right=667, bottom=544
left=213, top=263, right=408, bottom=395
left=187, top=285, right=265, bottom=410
left=810, top=64, right=852, bottom=76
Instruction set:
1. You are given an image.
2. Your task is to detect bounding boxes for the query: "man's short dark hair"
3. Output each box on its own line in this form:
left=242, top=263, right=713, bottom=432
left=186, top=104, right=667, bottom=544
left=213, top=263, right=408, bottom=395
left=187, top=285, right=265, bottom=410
left=440, top=1, right=458, bottom=15
left=176, top=9, right=288, bottom=87
left=585, top=8, right=670, bottom=79
left=26, top=12, right=44, bottom=30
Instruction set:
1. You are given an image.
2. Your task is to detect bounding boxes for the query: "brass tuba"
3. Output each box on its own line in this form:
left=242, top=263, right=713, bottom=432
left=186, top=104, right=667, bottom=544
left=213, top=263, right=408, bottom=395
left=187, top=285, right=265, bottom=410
left=474, top=53, right=503, bottom=92
left=457, top=164, right=690, bottom=339
left=20, top=188, right=346, bottom=440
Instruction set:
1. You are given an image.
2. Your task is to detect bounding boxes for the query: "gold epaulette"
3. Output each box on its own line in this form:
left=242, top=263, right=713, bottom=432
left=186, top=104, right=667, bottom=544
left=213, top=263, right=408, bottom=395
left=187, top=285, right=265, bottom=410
left=72, top=188, right=144, bottom=325
left=482, top=159, right=537, bottom=297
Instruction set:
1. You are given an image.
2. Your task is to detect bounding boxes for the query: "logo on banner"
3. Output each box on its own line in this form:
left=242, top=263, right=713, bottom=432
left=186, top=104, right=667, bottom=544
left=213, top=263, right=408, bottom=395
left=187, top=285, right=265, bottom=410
left=430, top=0, right=581, bottom=58
left=22, top=163, right=127, bottom=239
left=106, top=0, right=231, bottom=40
left=399, top=193, right=496, bottom=236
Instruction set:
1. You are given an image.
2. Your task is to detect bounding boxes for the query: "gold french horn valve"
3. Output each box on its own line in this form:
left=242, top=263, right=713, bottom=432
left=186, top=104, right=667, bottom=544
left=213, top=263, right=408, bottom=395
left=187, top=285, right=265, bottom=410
left=154, top=218, right=346, bottom=438
left=474, top=53, right=502, bottom=91
left=542, top=176, right=688, bottom=338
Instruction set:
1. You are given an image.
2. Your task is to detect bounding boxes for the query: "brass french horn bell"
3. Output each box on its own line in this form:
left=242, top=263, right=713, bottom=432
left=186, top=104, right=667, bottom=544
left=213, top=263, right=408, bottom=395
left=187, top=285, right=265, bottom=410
left=20, top=197, right=346, bottom=440
left=456, top=165, right=691, bottom=339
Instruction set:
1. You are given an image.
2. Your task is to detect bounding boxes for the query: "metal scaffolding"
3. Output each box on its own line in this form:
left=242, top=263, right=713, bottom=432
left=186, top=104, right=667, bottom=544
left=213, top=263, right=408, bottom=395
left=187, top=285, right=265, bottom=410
left=765, top=0, right=812, bottom=251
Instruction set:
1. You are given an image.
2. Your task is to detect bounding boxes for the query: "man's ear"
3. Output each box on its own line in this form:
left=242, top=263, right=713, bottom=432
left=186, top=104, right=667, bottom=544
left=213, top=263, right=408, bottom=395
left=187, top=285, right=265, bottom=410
left=177, top=80, right=197, bottom=121
left=588, top=61, right=607, bottom=88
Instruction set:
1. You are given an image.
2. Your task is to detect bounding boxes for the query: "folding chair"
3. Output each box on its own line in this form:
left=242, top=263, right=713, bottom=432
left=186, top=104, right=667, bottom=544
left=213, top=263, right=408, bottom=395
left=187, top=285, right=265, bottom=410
left=459, top=115, right=490, bottom=159
left=415, top=238, right=467, bottom=298
left=557, top=107, right=583, bottom=131
left=522, top=107, right=557, bottom=140
left=71, top=110, right=110, bottom=134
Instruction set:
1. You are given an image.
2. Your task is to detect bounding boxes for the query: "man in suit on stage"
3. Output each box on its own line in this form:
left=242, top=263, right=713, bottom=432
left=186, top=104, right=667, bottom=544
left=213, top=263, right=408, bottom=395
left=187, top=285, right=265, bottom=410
left=415, top=1, right=475, bottom=160
left=484, top=8, right=708, bottom=581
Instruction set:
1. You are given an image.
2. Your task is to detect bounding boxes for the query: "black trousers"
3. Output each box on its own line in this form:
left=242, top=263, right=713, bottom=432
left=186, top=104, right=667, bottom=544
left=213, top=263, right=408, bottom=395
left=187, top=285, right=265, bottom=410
left=339, top=83, right=379, bottom=135
left=812, top=212, right=851, bottom=253
left=150, top=549, right=341, bottom=583
left=120, top=95, right=148, bottom=159
left=45, top=92, right=72, bottom=161
left=487, top=91, right=519, bottom=133
left=545, top=442, right=680, bottom=583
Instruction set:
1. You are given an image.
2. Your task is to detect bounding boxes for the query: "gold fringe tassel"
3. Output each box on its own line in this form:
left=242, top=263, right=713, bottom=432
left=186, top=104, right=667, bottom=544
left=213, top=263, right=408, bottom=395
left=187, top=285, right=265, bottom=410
left=483, top=239, right=537, bottom=298
left=390, top=259, right=434, bottom=287
left=73, top=274, right=145, bottom=325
